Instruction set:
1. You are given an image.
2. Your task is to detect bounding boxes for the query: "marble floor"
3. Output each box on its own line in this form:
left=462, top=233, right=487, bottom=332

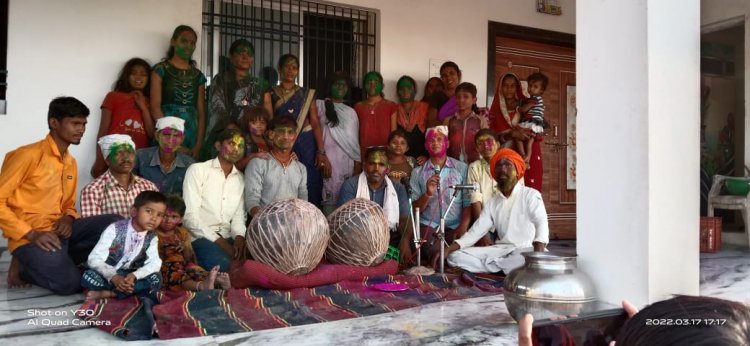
left=0, top=242, right=747, bottom=345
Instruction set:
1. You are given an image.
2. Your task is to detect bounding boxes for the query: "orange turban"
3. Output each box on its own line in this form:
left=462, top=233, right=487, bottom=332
left=489, top=148, right=526, bottom=180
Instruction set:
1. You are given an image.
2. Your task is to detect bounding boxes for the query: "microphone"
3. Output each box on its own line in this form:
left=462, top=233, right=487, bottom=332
left=449, top=182, right=480, bottom=190
left=401, top=176, right=412, bottom=197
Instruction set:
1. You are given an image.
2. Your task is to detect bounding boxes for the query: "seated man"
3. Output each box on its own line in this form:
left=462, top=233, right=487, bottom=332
left=337, top=146, right=411, bottom=248
left=438, top=148, right=548, bottom=273
left=401, top=125, right=471, bottom=264
left=244, top=115, right=307, bottom=218
left=183, top=128, right=247, bottom=272
left=0, top=97, right=120, bottom=294
left=467, top=129, right=500, bottom=246
left=80, top=134, right=159, bottom=218
left=134, top=116, right=195, bottom=195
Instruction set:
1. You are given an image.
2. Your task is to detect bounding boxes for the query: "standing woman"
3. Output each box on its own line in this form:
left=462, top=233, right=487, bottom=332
left=355, top=71, right=398, bottom=162
left=271, top=54, right=330, bottom=206
left=205, top=39, right=273, bottom=159
left=151, top=25, right=207, bottom=160
left=488, top=73, right=543, bottom=192
left=427, top=61, right=462, bottom=127
left=315, top=73, right=361, bottom=214
left=421, top=77, right=444, bottom=104
left=391, top=75, right=428, bottom=164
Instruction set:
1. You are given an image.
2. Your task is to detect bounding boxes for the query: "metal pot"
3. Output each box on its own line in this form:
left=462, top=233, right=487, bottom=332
left=503, top=252, right=597, bottom=321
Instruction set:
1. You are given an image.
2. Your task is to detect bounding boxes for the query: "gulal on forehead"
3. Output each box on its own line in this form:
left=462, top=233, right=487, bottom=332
left=107, top=143, right=134, bottom=161
left=367, top=151, right=388, bottom=163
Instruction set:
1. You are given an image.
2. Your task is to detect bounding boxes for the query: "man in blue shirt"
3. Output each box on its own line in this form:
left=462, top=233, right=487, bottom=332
left=134, top=117, right=195, bottom=195
left=403, top=125, right=471, bottom=266
left=337, top=146, right=411, bottom=248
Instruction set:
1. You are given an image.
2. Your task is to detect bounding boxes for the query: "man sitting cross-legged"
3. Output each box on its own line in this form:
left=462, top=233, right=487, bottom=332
left=244, top=115, right=308, bottom=218
left=80, top=134, right=159, bottom=218
left=0, top=97, right=120, bottom=294
left=337, top=146, right=411, bottom=251
left=436, top=148, right=548, bottom=273
left=401, top=125, right=471, bottom=264
left=183, top=128, right=248, bottom=272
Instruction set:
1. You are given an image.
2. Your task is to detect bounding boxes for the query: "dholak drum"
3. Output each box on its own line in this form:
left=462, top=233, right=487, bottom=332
left=326, top=198, right=389, bottom=266
left=246, top=198, right=329, bottom=275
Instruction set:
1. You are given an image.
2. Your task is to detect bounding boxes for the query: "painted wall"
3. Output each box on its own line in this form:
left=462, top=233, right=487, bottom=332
left=702, top=0, right=750, bottom=175
left=330, top=0, right=576, bottom=105
left=0, top=0, right=202, bottom=199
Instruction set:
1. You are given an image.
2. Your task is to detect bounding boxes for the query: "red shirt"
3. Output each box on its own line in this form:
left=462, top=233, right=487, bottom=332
left=101, top=91, right=149, bottom=148
left=355, top=99, right=398, bottom=160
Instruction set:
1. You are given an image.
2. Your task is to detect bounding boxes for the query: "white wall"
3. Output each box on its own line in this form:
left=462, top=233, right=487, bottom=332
left=701, top=0, right=750, bottom=175
left=331, top=0, right=576, bottom=105
left=1, top=0, right=202, bottom=196
left=577, top=0, right=700, bottom=306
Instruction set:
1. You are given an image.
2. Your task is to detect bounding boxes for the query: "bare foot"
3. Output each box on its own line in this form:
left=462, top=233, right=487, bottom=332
left=200, top=266, right=219, bottom=290
left=215, top=272, right=232, bottom=290
left=7, top=256, right=30, bottom=288
left=85, top=290, right=115, bottom=300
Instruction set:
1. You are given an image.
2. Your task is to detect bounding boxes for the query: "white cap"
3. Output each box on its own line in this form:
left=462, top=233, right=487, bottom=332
left=97, top=134, right=135, bottom=158
left=155, top=116, right=185, bottom=133
left=425, top=125, right=448, bottom=138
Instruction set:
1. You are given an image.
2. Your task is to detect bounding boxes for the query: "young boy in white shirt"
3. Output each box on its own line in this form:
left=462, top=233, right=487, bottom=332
left=81, top=191, right=166, bottom=301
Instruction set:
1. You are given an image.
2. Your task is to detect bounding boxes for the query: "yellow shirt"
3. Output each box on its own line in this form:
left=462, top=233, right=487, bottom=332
left=0, top=134, right=79, bottom=252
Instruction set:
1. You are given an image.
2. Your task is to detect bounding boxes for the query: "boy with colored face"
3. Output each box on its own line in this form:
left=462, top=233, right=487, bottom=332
left=244, top=116, right=308, bottom=217
left=1, top=97, right=121, bottom=294
left=337, top=146, right=411, bottom=250
left=80, top=134, right=160, bottom=218
left=467, top=129, right=501, bottom=221
left=437, top=149, right=549, bottom=274
left=442, top=82, right=488, bottom=164
left=400, top=126, right=471, bottom=265
left=183, top=128, right=248, bottom=272
left=134, top=116, right=195, bottom=195
left=82, top=191, right=166, bottom=301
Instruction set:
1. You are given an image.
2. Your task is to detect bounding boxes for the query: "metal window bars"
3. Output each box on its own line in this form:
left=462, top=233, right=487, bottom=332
left=202, top=0, right=377, bottom=101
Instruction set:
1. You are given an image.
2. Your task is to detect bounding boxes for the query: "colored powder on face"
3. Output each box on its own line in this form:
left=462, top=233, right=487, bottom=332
left=107, top=143, right=135, bottom=162
left=425, top=131, right=448, bottom=157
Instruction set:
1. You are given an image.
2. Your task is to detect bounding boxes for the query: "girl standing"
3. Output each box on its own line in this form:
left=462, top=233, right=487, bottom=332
left=91, top=58, right=154, bottom=178
left=151, top=25, right=206, bottom=159
left=443, top=82, right=487, bottom=164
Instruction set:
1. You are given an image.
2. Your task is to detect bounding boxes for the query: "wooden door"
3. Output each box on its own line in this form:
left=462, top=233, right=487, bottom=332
left=493, top=36, right=577, bottom=239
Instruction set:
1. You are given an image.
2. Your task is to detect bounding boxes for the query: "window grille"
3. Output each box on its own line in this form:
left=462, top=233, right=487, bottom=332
left=202, top=0, right=378, bottom=101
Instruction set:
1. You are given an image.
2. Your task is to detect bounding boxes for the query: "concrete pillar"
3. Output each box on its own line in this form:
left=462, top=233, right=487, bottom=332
left=577, top=0, right=701, bottom=307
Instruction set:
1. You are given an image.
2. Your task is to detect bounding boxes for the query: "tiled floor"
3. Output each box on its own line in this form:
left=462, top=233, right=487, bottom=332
left=0, top=242, right=747, bottom=345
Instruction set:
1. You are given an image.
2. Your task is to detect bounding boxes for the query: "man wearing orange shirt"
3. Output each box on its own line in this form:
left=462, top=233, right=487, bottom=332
left=0, top=97, right=120, bottom=295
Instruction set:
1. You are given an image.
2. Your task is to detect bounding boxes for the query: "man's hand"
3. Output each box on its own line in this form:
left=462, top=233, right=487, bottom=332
left=111, top=274, right=134, bottom=293
left=430, top=243, right=460, bottom=269
left=234, top=235, right=247, bottom=260
left=425, top=174, right=440, bottom=198
left=26, top=230, right=62, bottom=252
left=215, top=237, right=235, bottom=258
left=518, top=313, right=534, bottom=346
left=399, top=240, right=413, bottom=265
left=52, top=215, right=74, bottom=239
left=532, top=241, right=546, bottom=252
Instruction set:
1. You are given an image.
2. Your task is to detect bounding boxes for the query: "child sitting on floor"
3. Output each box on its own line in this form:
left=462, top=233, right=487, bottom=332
left=157, top=195, right=231, bottom=291
left=82, top=191, right=166, bottom=301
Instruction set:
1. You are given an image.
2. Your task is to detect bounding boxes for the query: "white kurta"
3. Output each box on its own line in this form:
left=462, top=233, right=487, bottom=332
left=448, top=182, right=549, bottom=273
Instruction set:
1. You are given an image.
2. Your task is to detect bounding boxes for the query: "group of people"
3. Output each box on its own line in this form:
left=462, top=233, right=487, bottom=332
left=0, top=24, right=553, bottom=300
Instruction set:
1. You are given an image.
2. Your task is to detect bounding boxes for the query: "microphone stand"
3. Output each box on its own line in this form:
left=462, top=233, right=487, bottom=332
left=401, top=177, right=423, bottom=268
left=438, top=188, right=461, bottom=275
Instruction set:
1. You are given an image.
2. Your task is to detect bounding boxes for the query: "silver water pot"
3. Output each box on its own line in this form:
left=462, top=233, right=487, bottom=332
left=503, top=252, right=597, bottom=321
